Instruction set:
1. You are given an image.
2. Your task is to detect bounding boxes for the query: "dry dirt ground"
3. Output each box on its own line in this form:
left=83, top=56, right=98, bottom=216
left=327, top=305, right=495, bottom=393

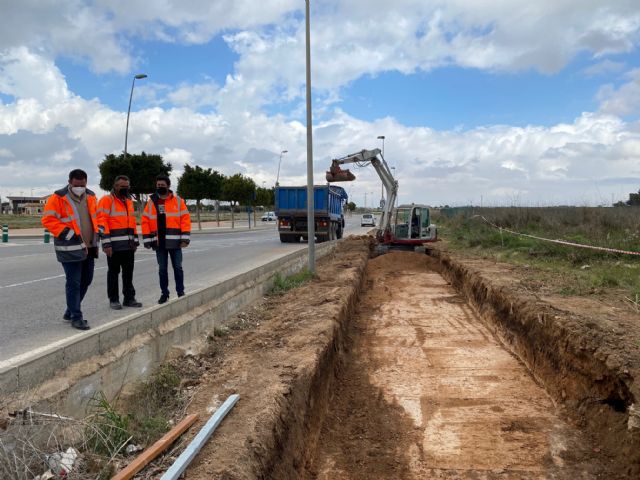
left=308, top=252, right=603, bottom=479
left=135, top=237, right=639, bottom=479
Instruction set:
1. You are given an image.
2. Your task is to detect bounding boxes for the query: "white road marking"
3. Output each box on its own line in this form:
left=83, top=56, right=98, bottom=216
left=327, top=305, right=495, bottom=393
left=0, top=256, right=157, bottom=289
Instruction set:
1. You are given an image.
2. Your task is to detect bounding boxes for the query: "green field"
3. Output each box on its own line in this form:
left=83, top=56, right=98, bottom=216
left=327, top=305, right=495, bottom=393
left=433, top=206, right=640, bottom=299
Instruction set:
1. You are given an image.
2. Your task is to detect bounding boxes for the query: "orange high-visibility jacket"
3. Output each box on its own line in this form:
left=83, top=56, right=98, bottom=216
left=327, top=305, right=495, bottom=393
left=41, top=186, right=99, bottom=263
left=97, top=193, right=140, bottom=251
left=141, top=192, right=191, bottom=249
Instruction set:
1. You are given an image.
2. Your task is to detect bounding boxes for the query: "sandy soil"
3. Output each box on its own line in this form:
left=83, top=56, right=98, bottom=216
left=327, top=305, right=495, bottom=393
left=141, top=237, right=638, bottom=479
left=308, top=252, right=601, bottom=479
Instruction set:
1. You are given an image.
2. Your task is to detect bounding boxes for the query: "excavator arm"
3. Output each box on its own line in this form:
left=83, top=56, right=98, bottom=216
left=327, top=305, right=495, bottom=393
left=326, top=148, right=398, bottom=240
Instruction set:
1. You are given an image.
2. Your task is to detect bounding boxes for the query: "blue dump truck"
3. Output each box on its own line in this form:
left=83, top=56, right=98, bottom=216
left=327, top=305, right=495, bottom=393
left=275, top=185, right=348, bottom=243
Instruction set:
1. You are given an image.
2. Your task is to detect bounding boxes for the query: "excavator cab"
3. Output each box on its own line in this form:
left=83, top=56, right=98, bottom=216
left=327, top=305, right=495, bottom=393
left=392, top=205, right=435, bottom=241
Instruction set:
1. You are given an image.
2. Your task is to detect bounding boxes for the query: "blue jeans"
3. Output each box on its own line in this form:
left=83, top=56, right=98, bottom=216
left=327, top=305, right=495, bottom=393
left=155, top=248, right=184, bottom=296
left=62, top=257, right=95, bottom=321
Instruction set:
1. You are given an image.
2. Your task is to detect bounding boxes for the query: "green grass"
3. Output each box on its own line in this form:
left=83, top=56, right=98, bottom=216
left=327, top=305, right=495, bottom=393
left=434, top=207, right=640, bottom=298
left=0, top=214, right=44, bottom=229
left=270, top=268, right=314, bottom=294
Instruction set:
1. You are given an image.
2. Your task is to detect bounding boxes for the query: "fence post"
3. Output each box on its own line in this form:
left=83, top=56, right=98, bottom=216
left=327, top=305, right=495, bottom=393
left=2, top=224, right=8, bottom=243
left=44, top=228, right=50, bottom=244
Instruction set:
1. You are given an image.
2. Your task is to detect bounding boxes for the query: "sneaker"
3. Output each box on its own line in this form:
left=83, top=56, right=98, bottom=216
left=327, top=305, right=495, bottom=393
left=110, top=301, right=123, bottom=310
left=71, top=319, right=90, bottom=330
left=63, top=313, right=71, bottom=321
left=158, top=294, right=169, bottom=304
left=123, top=299, right=142, bottom=307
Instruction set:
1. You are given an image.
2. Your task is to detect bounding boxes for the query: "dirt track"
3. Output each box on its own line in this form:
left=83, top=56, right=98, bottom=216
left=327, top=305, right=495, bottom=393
left=176, top=237, right=637, bottom=479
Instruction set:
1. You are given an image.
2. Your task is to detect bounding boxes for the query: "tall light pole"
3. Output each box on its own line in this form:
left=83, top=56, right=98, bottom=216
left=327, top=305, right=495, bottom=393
left=124, top=73, right=147, bottom=160
left=305, top=0, right=315, bottom=273
left=275, top=150, right=288, bottom=186
left=377, top=135, right=385, bottom=207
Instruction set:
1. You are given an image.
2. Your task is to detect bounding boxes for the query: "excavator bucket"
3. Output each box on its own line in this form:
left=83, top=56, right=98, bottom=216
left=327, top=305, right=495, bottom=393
left=326, top=161, right=356, bottom=182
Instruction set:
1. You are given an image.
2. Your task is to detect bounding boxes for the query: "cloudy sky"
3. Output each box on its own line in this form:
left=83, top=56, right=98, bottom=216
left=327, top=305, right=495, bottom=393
left=1, top=0, right=640, bottom=207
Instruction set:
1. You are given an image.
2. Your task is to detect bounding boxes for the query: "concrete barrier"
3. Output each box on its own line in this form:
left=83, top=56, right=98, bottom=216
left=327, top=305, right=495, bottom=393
left=0, top=242, right=337, bottom=414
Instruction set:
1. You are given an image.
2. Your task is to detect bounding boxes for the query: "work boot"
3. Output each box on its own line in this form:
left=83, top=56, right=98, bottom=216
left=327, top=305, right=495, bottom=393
left=110, top=300, right=123, bottom=310
left=177, top=292, right=185, bottom=298
left=71, top=319, right=90, bottom=330
left=123, top=298, right=142, bottom=308
left=158, top=294, right=169, bottom=304
left=63, top=313, right=71, bottom=321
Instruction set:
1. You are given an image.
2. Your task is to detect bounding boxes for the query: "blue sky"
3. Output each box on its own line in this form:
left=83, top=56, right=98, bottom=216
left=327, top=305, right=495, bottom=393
left=1, top=1, right=640, bottom=207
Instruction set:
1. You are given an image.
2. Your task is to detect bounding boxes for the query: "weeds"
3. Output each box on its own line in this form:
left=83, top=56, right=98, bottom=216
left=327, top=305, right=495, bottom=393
left=434, top=207, right=640, bottom=298
left=1, top=363, right=188, bottom=479
left=85, top=392, right=131, bottom=457
left=270, top=269, right=314, bottom=294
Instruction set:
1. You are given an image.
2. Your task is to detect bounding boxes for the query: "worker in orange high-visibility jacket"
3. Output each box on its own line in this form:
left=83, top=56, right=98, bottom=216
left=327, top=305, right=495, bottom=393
left=141, top=174, right=191, bottom=304
left=97, top=175, right=143, bottom=310
left=41, top=169, right=99, bottom=331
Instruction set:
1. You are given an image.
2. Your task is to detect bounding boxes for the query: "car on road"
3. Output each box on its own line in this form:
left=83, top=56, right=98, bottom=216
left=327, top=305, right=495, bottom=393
left=261, top=211, right=277, bottom=222
left=361, top=213, right=376, bottom=227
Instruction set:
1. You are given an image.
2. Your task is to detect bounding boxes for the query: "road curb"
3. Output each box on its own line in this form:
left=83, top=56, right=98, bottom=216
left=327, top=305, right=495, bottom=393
left=0, top=240, right=337, bottom=412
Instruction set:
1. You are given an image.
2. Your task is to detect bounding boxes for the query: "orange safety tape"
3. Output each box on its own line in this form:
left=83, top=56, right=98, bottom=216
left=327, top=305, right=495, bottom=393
left=471, top=215, right=640, bottom=256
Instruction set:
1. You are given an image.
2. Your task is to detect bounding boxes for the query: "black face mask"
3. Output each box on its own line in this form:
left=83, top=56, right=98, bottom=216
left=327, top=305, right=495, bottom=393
left=118, top=187, right=129, bottom=197
left=157, top=187, right=168, bottom=195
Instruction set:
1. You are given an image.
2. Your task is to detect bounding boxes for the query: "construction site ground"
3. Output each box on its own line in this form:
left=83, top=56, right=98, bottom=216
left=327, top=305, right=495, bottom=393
left=132, top=236, right=639, bottom=478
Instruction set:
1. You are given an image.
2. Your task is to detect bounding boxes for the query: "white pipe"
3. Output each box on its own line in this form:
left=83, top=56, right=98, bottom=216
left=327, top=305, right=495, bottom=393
left=160, top=394, right=240, bottom=480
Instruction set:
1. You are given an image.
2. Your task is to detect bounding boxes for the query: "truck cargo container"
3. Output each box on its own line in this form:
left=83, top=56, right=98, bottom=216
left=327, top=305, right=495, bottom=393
left=275, top=185, right=348, bottom=243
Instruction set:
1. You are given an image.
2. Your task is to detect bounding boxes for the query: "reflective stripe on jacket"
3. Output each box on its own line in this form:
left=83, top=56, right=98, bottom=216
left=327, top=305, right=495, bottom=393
left=141, top=192, right=191, bottom=249
left=97, top=193, right=140, bottom=251
left=41, top=186, right=98, bottom=263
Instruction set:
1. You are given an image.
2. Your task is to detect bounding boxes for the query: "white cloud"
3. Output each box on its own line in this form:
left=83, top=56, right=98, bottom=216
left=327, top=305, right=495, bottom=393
left=598, top=68, right=640, bottom=116
left=583, top=59, right=627, bottom=76
left=1, top=1, right=640, bottom=206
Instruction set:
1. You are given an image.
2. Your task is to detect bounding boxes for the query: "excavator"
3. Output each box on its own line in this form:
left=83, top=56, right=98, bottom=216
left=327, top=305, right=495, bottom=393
left=326, top=148, right=437, bottom=249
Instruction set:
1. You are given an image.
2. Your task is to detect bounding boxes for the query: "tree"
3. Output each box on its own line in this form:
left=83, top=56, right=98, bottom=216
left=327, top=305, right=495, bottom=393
left=255, top=187, right=275, bottom=208
left=222, top=173, right=256, bottom=228
left=98, top=152, right=172, bottom=213
left=346, top=201, right=356, bottom=212
left=625, top=190, right=640, bottom=206
left=177, top=164, right=224, bottom=231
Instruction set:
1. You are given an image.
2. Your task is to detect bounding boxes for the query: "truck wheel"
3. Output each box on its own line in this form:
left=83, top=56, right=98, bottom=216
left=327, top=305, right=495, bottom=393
left=279, top=234, right=289, bottom=243
left=330, top=224, right=337, bottom=241
left=291, top=235, right=301, bottom=243
left=337, top=224, right=343, bottom=239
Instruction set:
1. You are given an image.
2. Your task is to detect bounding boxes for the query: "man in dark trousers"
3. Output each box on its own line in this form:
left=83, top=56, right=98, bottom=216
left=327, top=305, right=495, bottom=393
left=142, top=175, right=191, bottom=303
left=42, top=169, right=99, bottom=330
left=97, top=175, right=142, bottom=309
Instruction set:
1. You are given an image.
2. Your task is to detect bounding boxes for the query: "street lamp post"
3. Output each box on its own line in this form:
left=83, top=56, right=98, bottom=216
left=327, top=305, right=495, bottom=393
left=305, top=0, right=315, bottom=273
left=275, top=150, right=288, bottom=186
left=124, top=74, right=148, bottom=160
left=377, top=135, right=385, bottom=207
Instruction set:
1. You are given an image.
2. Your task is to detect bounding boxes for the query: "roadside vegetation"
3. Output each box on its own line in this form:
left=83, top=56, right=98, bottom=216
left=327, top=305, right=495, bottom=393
left=433, top=206, right=640, bottom=300
left=270, top=269, right=315, bottom=294
left=0, top=364, right=188, bottom=479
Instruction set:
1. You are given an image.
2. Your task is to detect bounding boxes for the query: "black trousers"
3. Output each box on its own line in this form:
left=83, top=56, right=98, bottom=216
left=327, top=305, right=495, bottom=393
left=107, top=250, right=136, bottom=302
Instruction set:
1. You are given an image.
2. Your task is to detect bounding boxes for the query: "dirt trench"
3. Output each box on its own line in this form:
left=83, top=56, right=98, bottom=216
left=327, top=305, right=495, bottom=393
left=180, top=238, right=637, bottom=479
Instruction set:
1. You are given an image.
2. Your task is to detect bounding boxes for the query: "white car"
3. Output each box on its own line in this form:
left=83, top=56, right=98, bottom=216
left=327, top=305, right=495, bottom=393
left=261, top=211, right=277, bottom=221
left=361, top=213, right=376, bottom=227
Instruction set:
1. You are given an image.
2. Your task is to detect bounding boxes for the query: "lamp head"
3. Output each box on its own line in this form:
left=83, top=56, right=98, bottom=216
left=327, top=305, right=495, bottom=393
left=134, top=74, right=148, bottom=79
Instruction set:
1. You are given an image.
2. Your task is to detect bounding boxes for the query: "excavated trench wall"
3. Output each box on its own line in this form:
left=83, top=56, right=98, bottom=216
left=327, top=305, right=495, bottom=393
left=428, top=247, right=640, bottom=476
left=242, top=241, right=639, bottom=478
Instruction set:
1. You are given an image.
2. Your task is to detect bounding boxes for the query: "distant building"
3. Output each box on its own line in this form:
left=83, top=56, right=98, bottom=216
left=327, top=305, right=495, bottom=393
left=5, top=196, right=50, bottom=215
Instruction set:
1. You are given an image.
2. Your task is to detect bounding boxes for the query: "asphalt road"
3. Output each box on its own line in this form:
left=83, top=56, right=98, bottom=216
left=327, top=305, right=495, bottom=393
left=0, top=218, right=371, bottom=362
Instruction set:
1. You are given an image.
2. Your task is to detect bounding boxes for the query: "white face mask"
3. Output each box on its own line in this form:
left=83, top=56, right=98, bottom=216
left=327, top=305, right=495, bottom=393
left=70, top=186, right=86, bottom=196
